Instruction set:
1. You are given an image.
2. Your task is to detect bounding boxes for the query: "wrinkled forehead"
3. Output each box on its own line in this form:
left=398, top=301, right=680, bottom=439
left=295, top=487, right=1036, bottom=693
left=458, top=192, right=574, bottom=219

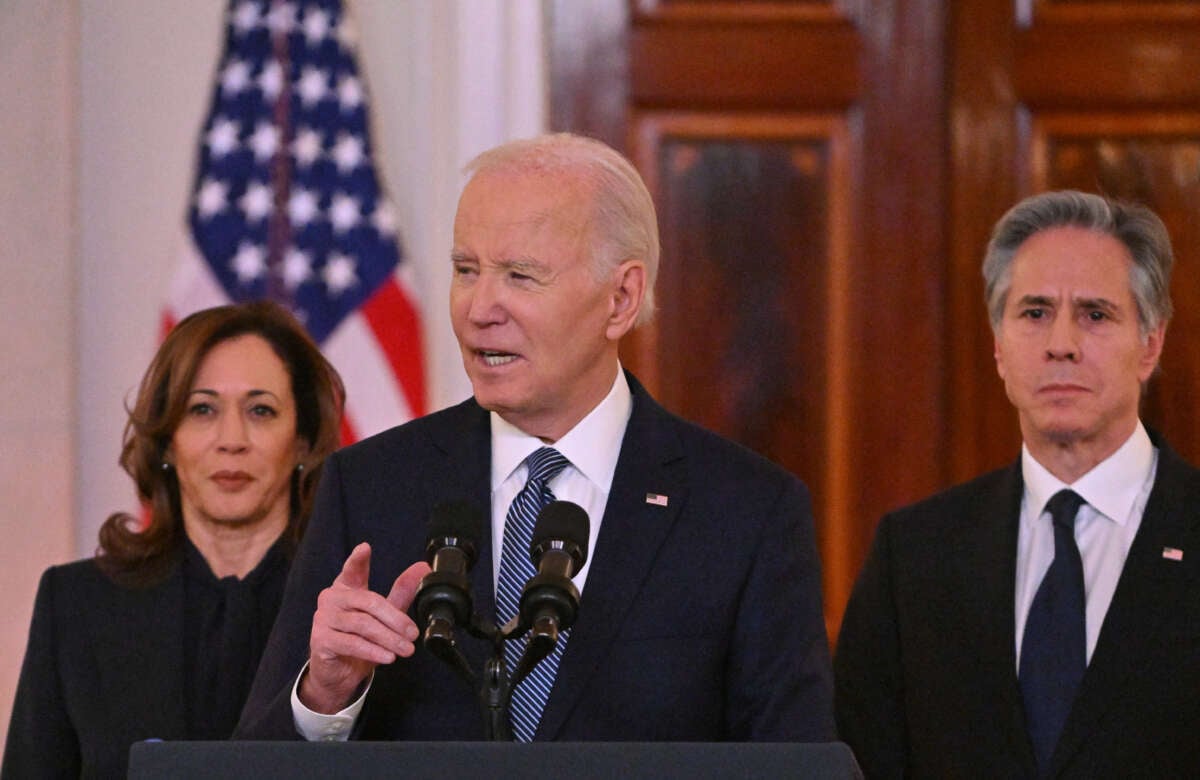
left=453, top=169, right=595, bottom=248
left=1007, top=227, right=1135, bottom=295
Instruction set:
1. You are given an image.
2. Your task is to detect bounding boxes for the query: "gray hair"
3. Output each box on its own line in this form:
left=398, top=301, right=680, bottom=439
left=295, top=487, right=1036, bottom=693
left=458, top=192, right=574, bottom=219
left=982, top=190, right=1174, bottom=336
left=463, top=133, right=660, bottom=326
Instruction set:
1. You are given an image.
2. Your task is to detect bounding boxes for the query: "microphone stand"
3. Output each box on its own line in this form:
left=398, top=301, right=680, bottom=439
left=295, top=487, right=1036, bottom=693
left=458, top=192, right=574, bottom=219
left=476, top=614, right=559, bottom=741
left=421, top=502, right=587, bottom=740
left=474, top=617, right=510, bottom=741
left=422, top=609, right=562, bottom=741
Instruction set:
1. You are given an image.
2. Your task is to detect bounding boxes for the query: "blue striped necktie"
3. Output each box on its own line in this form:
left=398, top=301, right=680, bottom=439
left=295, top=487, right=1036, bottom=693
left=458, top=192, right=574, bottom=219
left=495, top=446, right=570, bottom=742
left=1020, top=488, right=1087, bottom=773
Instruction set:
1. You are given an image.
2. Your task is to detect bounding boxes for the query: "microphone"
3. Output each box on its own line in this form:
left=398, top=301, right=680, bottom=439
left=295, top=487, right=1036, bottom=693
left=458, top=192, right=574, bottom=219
left=414, top=501, right=482, bottom=648
left=517, top=500, right=590, bottom=646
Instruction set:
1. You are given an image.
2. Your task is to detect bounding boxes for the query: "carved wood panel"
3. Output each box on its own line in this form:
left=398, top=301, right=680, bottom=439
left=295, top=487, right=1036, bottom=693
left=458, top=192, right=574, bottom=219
left=952, top=1, right=1200, bottom=476
left=550, top=0, right=948, bottom=639
left=633, top=0, right=846, bottom=21
left=553, top=0, right=1200, bottom=638
left=1031, top=115, right=1200, bottom=455
left=628, top=113, right=856, bottom=612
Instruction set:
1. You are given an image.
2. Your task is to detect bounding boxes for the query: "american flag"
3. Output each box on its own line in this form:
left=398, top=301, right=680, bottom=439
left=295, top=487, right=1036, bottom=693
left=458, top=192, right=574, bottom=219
left=644, top=493, right=669, bottom=507
left=165, top=0, right=425, bottom=442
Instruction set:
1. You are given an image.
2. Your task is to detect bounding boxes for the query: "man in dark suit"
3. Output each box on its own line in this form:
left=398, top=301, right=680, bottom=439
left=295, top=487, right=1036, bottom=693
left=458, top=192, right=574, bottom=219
left=835, top=190, right=1200, bottom=778
left=237, top=133, right=835, bottom=743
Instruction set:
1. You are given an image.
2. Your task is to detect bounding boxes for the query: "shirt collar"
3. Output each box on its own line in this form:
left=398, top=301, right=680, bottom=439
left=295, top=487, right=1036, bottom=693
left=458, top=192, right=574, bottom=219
left=183, top=530, right=289, bottom=588
left=1021, top=420, right=1155, bottom=525
left=490, top=367, right=632, bottom=491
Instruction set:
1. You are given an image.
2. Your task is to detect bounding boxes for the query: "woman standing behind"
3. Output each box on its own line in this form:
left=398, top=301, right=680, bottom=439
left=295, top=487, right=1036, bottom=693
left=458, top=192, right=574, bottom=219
left=2, top=301, right=344, bottom=779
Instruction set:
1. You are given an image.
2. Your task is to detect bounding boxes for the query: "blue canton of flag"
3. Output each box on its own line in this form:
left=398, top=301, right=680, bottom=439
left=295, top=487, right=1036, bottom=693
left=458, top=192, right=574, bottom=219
left=170, top=0, right=426, bottom=441
left=190, top=0, right=396, bottom=343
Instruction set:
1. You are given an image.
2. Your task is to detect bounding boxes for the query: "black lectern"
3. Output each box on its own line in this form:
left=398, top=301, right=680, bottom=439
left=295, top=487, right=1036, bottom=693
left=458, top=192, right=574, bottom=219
left=128, top=740, right=863, bottom=779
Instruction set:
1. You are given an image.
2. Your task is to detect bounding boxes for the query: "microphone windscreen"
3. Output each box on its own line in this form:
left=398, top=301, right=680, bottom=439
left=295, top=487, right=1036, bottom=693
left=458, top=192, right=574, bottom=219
left=531, top=500, right=590, bottom=566
left=427, top=501, right=484, bottom=560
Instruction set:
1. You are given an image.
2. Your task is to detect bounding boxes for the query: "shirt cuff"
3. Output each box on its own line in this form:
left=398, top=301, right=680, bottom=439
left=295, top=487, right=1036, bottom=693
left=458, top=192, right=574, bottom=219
left=290, top=661, right=371, bottom=741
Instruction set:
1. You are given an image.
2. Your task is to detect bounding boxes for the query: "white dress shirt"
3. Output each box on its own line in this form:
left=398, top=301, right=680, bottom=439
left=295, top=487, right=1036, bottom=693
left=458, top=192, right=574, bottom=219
left=292, top=367, right=632, bottom=740
left=488, top=367, right=630, bottom=594
left=1014, top=422, right=1157, bottom=670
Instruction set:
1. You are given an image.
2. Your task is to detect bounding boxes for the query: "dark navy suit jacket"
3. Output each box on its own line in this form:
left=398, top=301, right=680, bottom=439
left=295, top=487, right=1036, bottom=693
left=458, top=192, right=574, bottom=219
left=835, top=433, right=1200, bottom=778
left=3, top=561, right=191, bottom=779
left=237, top=373, right=835, bottom=742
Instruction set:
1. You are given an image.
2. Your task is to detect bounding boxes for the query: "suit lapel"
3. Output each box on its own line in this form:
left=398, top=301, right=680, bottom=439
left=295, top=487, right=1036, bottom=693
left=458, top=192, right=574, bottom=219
left=955, top=463, right=1039, bottom=771
left=92, top=564, right=188, bottom=739
left=1052, top=440, right=1200, bottom=774
left=537, top=378, right=686, bottom=739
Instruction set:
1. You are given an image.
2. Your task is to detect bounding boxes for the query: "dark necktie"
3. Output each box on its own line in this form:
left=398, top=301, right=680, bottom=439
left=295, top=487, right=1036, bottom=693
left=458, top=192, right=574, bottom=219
left=495, top=446, right=570, bottom=742
left=1019, top=488, right=1087, bottom=773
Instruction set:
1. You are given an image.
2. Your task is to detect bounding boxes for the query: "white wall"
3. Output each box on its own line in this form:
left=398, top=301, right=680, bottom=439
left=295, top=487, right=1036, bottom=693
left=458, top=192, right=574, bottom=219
left=76, top=0, right=228, bottom=555
left=1, top=0, right=545, bottom=760
left=0, top=0, right=78, bottom=754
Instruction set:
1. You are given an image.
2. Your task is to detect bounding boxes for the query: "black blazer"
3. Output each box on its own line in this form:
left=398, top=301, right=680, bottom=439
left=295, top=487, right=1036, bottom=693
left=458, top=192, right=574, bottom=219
left=238, top=373, right=835, bottom=742
left=834, top=434, right=1200, bottom=778
left=2, top=560, right=191, bottom=779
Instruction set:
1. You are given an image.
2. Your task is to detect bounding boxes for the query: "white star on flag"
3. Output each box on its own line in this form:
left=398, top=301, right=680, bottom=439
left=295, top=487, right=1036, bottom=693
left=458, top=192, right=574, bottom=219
left=239, top=181, right=273, bottom=222
left=230, top=241, right=267, bottom=283
left=221, top=60, right=252, bottom=96
left=322, top=252, right=358, bottom=295
left=196, top=178, right=228, bottom=218
left=337, top=75, right=363, bottom=111
left=331, top=132, right=364, bottom=173
left=282, top=248, right=313, bottom=290
left=206, top=117, right=240, bottom=158
left=288, top=187, right=320, bottom=227
left=297, top=66, right=329, bottom=106
left=372, top=201, right=396, bottom=236
left=303, top=8, right=330, bottom=45
left=265, top=2, right=296, bottom=35
left=259, top=60, right=283, bottom=101
left=230, top=1, right=259, bottom=35
left=249, top=121, right=279, bottom=162
left=292, top=126, right=324, bottom=168
left=329, top=193, right=361, bottom=233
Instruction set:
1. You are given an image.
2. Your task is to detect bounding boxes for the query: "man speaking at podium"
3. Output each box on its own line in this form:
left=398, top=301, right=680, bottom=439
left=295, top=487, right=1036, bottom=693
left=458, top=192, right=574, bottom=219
left=237, top=133, right=835, bottom=743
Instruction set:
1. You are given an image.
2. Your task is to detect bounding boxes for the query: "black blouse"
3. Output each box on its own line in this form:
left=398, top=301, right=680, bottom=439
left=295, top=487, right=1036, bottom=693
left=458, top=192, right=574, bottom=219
left=181, top=535, right=289, bottom=739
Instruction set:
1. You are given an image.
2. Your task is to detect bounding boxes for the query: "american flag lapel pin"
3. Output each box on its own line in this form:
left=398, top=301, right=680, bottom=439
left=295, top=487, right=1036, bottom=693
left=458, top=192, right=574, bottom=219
left=1162, top=547, right=1184, bottom=561
left=645, top=493, right=669, bottom=507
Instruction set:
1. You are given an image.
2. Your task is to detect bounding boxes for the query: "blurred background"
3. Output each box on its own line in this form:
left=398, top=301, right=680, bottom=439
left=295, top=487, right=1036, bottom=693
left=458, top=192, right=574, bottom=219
left=4, top=0, right=1200, bottom=751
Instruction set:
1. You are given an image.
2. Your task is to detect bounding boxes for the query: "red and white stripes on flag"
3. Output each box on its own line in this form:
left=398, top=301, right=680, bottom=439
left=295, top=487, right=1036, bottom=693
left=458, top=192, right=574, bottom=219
left=166, top=0, right=425, bottom=442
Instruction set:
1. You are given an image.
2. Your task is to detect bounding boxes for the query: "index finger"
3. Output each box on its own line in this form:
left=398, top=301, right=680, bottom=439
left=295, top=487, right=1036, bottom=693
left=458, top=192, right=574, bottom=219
left=333, top=542, right=372, bottom=590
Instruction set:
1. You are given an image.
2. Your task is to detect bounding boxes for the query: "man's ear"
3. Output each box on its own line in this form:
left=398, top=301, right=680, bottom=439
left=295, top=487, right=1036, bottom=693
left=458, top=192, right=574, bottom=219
left=994, top=330, right=1007, bottom=382
left=605, top=259, right=646, bottom=341
left=1137, top=322, right=1167, bottom=383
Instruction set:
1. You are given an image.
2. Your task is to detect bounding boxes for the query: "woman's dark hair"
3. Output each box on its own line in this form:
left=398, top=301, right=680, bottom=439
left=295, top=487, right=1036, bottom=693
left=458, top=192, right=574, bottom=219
left=97, top=301, right=345, bottom=585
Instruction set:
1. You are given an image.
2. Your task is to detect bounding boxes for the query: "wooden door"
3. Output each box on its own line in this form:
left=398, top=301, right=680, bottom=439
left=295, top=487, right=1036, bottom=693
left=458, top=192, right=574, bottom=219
left=949, top=0, right=1200, bottom=479
left=548, top=0, right=1200, bottom=639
